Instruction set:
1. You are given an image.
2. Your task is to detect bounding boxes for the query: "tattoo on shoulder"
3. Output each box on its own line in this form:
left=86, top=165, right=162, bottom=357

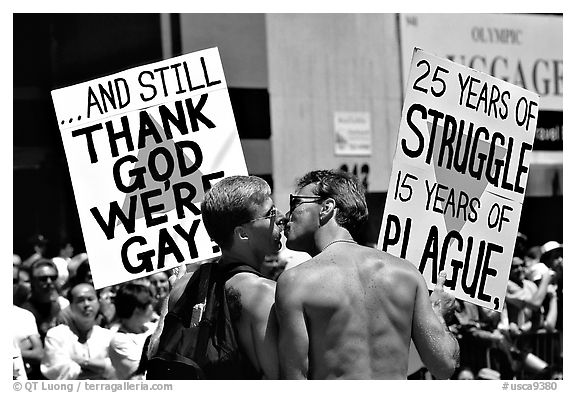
left=225, top=287, right=242, bottom=321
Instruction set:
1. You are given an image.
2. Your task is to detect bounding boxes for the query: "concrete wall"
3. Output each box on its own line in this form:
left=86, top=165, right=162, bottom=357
left=179, top=14, right=272, bottom=178
left=180, top=14, right=268, bottom=88
left=266, top=14, right=403, bottom=213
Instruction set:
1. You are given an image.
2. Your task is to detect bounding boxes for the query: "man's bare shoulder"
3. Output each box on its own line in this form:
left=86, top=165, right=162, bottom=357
left=280, top=246, right=420, bottom=283
left=364, top=247, right=422, bottom=274
left=345, top=247, right=424, bottom=294
left=225, top=273, right=276, bottom=315
left=226, top=272, right=275, bottom=294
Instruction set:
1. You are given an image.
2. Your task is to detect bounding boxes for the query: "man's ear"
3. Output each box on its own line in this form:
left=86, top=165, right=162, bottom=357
left=233, top=225, right=250, bottom=241
left=319, top=198, right=336, bottom=222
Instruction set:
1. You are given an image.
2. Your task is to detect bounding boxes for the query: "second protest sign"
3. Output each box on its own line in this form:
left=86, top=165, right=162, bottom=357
left=378, top=48, right=538, bottom=311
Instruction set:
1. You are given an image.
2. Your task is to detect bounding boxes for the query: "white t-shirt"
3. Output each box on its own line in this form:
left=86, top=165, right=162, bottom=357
left=41, top=324, right=116, bottom=380
left=13, top=305, right=40, bottom=345
left=109, top=321, right=157, bottom=379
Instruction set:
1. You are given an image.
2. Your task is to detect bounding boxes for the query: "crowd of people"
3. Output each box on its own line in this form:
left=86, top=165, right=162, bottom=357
left=446, top=234, right=563, bottom=380
left=12, top=171, right=562, bottom=380
left=13, top=237, right=171, bottom=380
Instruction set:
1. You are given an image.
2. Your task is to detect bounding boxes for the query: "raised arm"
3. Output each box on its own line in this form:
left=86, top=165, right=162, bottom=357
left=543, top=288, right=558, bottom=331
left=525, top=270, right=553, bottom=309
left=147, top=264, right=190, bottom=360
left=275, top=270, right=309, bottom=379
left=506, top=271, right=552, bottom=311
left=411, top=270, right=460, bottom=379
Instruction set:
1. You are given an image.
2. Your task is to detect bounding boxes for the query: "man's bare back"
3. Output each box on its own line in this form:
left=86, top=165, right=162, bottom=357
left=276, top=243, right=458, bottom=379
left=277, top=244, right=415, bottom=378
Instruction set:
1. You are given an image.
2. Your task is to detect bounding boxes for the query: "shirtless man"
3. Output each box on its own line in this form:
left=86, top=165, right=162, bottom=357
left=149, top=175, right=282, bottom=379
left=275, top=169, right=459, bottom=379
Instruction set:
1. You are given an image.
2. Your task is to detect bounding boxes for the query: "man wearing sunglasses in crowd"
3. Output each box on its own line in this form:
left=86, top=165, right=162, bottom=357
left=275, top=169, right=459, bottom=379
left=151, top=175, right=283, bottom=379
left=19, top=259, right=70, bottom=378
left=22, top=259, right=70, bottom=342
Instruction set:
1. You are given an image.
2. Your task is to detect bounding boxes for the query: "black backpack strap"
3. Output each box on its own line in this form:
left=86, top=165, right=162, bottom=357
left=171, top=262, right=216, bottom=326
left=218, top=262, right=267, bottom=282
left=192, top=268, right=221, bottom=366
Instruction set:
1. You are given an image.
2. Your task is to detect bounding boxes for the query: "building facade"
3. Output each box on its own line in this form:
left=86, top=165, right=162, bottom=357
left=13, top=13, right=562, bottom=256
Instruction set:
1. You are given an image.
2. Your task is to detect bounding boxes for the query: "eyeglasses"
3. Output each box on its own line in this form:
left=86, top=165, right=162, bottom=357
left=245, top=206, right=280, bottom=224
left=35, top=274, right=58, bottom=283
left=287, top=194, right=323, bottom=221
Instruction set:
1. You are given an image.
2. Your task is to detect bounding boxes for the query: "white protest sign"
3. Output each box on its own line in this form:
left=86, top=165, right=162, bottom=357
left=377, top=48, right=538, bottom=311
left=51, top=47, right=248, bottom=289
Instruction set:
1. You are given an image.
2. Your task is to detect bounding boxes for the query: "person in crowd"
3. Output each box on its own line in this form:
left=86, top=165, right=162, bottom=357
left=21, top=259, right=69, bottom=341
left=67, top=252, right=88, bottom=284
left=59, top=259, right=116, bottom=328
left=51, top=239, right=74, bottom=288
left=74, top=259, right=93, bottom=286
left=17, top=266, right=31, bottom=286
left=22, top=234, right=48, bottom=269
left=150, top=175, right=283, bottom=379
left=13, top=254, right=26, bottom=304
left=523, top=244, right=560, bottom=332
left=514, top=233, right=528, bottom=260
left=14, top=254, right=22, bottom=269
left=445, top=241, right=560, bottom=380
left=109, top=283, right=157, bottom=379
left=518, top=242, right=560, bottom=333
left=13, top=258, right=21, bottom=284
left=144, top=264, right=188, bottom=373
left=13, top=264, right=32, bottom=307
left=506, top=257, right=554, bottom=332
left=540, top=241, right=562, bottom=275
left=503, top=257, right=552, bottom=378
left=148, top=271, right=171, bottom=318
left=524, top=246, right=547, bottom=282
left=449, top=299, right=516, bottom=379
left=41, top=282, right=116, bottom=379
left=539, top=241, right=562, bottom=332
left=275, top=169, right=459, bottom=379
left=540, top=285, right=559, bottom=332
left=98, top=286, right=118, bottom=328
left=13, top=304, right=44, bottom=379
